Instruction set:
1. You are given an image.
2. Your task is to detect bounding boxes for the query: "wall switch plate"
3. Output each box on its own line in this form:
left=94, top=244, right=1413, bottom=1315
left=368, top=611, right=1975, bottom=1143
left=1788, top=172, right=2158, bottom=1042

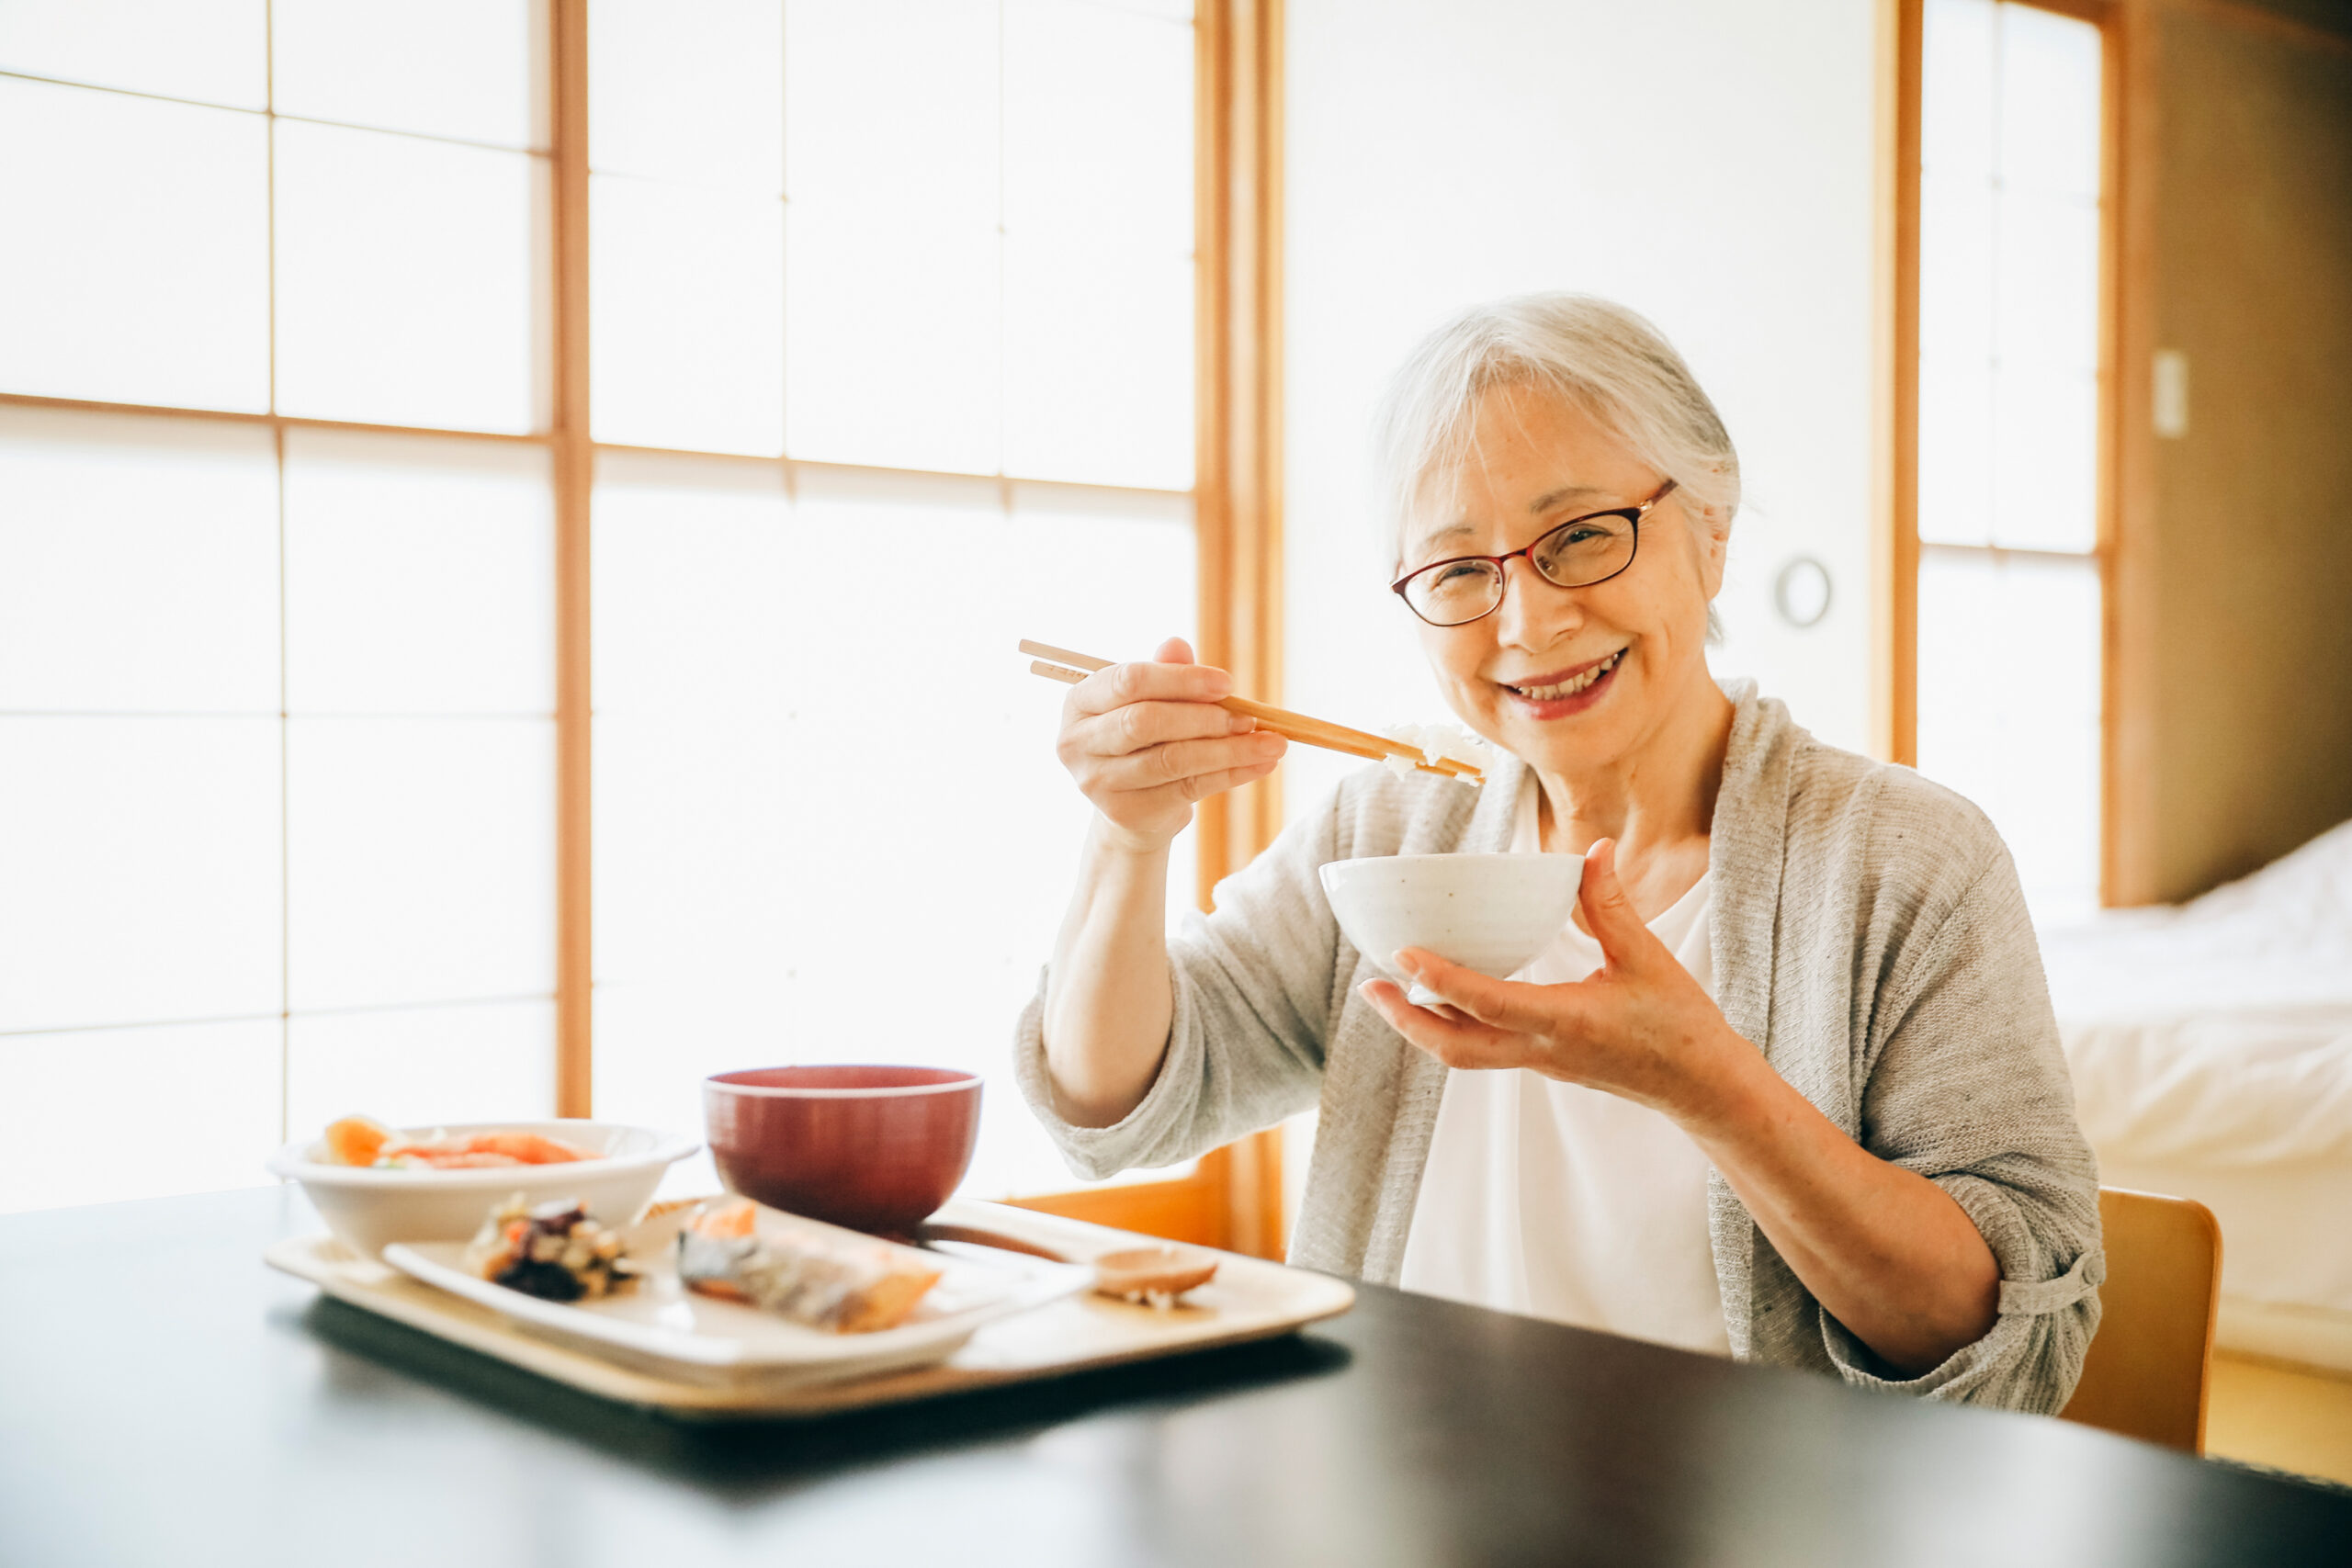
left=2154, top=349, right=2190, bottom=439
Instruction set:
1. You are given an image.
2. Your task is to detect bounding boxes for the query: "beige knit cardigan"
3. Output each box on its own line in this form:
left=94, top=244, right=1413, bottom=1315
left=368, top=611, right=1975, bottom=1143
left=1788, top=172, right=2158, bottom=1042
left=1013, top=681, right=2105, bottom=1413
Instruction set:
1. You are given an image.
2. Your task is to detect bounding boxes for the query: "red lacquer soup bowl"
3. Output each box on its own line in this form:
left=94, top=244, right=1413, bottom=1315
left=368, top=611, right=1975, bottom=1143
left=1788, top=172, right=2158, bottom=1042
left=703, top=1066, right=982, bottom=1235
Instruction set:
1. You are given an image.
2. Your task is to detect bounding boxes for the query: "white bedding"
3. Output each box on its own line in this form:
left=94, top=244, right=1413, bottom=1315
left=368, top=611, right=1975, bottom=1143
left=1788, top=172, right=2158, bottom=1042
left=2039, top=819, right=2352, bottom=1370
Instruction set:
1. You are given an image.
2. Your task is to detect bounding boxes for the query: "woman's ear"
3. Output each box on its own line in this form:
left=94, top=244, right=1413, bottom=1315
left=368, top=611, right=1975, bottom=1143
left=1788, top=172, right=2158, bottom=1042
left=1687, top=501, right=1731, bottom=600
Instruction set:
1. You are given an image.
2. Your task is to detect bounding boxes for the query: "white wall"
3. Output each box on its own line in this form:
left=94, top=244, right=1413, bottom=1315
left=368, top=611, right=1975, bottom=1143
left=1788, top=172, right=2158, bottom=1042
left=1283, top=0, right=1883, bottom=817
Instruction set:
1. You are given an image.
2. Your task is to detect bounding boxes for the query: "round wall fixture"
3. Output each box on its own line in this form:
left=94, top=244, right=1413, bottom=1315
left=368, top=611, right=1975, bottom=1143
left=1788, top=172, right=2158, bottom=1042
left=1773, top=556, right=1832, bottom=629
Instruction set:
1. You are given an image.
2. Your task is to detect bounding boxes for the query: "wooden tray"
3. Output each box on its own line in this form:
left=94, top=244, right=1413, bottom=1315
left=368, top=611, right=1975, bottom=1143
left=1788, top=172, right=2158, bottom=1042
left=265, top=1197, right=1354, bottom=1418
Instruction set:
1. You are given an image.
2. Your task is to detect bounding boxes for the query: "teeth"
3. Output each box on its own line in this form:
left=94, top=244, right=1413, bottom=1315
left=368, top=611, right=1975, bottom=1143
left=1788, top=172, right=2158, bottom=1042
left=1511, top=651, right=1621, bottom=701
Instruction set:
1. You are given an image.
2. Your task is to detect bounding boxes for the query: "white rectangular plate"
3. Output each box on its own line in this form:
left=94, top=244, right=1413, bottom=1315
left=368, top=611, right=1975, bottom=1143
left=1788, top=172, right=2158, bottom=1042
left=383, top=1206, right=1092, bottom=1385
left=266, top=1199, right=1356, bottom=1417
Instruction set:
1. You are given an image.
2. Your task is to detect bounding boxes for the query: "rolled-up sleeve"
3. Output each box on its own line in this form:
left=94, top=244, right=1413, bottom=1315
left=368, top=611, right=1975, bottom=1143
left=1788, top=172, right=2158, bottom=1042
left=1824, top=850, right=2107, bottom=1412
left=1012, top=795, right=1346, bottom=1180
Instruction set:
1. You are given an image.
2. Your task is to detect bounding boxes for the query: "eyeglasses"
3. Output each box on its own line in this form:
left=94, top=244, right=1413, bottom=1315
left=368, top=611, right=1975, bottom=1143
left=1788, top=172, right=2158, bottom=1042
left=1389, top=479, right=1679, bottom=628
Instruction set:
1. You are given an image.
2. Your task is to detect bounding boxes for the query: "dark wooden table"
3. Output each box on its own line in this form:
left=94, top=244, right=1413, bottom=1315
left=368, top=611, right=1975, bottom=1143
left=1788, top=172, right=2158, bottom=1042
left=3, top=1188, right=2346, bottom=1567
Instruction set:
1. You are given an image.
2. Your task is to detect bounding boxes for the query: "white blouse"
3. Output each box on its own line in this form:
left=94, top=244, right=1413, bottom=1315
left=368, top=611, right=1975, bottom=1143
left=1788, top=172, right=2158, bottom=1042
left=1396, top=777, right=1731, bottom=1355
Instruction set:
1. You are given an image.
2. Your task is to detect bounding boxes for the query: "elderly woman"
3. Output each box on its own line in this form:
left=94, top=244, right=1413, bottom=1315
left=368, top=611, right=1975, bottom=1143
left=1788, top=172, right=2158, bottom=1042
left=1016, top=294, right=2102, bottom=1410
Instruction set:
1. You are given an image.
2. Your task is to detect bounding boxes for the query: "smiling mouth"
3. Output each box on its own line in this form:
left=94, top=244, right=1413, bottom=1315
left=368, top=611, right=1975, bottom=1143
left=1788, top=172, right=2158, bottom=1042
left=1504, top=649, right=1624, bottom=701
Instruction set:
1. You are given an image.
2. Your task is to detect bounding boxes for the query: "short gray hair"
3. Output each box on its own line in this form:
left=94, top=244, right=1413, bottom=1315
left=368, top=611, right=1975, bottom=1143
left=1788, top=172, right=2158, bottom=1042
left=1373, top=293, right=1742, bottom=574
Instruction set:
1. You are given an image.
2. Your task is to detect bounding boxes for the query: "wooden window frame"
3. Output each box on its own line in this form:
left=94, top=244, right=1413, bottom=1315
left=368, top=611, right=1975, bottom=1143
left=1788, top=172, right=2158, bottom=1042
left=1878, top=0, right=2131, bottom=906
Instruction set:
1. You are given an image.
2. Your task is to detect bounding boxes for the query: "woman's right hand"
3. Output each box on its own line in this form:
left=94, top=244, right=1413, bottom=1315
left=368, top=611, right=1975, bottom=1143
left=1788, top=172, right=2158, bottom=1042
left=1055, top=636, right=1287, bottom=853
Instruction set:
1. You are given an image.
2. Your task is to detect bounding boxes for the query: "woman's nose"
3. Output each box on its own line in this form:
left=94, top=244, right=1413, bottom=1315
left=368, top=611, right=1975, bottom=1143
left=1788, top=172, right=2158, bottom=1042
left=1491, top=557, right=1580, bottom=649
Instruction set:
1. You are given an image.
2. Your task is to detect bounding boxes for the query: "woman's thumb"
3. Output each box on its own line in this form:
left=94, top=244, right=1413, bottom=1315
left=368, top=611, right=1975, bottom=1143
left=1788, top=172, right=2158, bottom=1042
left=1579, top=839, right=1649, bottom=959
left=1156, top=636, right=1195, bottom=664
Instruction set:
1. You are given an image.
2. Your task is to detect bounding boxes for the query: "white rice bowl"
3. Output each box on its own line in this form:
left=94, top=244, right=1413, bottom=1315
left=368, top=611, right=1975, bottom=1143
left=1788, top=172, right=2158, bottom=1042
left=265, top=1119, right=699, bottom=1259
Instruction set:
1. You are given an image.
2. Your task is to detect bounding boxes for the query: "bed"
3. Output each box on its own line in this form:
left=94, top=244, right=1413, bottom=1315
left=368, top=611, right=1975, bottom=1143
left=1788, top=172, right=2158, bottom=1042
left=2039, top=819, right=2352, bottom=1373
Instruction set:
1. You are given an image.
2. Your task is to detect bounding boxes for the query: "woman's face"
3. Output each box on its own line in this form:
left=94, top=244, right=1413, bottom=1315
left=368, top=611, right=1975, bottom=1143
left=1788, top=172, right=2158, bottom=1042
left=1400, top=386, right=1726, bottom=780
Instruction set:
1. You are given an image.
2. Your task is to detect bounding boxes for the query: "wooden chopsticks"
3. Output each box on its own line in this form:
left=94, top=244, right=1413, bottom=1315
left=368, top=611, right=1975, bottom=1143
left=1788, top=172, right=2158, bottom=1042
left=1019, top=640, right=1484, bottom=784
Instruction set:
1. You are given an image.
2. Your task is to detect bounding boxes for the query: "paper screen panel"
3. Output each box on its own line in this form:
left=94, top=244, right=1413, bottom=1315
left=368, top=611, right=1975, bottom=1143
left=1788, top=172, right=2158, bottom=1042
left=1916, top=354, right=1994, bottom=548
left=283, top=430, right=554, bottom=716
left=286, top=999, right=556, bottom=1137
left=1003, top=0, right=1193, bottom=254
left=589, top=454, right=799, bottom=1145
left=589, top=457, right=1198, bottom=1195
left=1917, top=549, right=2101, bottom=920
left=0, top=408, right=278, bottom=714
left=1004, top=241, right=1194, bottom=490
left=273, top=119, right=547, bottom=434
left=783, top=209, right=1000, bottom=474
left=776, top=471, right=1196, bottom=1198
left=271, top=0, right=544, bottom=151
left=1990, top=367, right=2097, bottom=553
left=587, top=0, right=782, bottom=192
left=0, top=0, right=266, bottom=110
left=591, top=175, right=785, bottom=456
left=1996, top=190, right=2098, bottom=376
left=1920, top=0, right=1995, bottom=183
left=784, top=0, right=997, bottom=227
left=0, top=78, right=270, bottom=412
left=1918, top=169, right=1994, bottom=373
left=1996, top=2, right=2101, bottom=201
left=286, top=718, right=555, bottom=1012
left=0, top=1020, right=282, bottom=1213
left=591, top=454, right=792, bottom=995
left=0, top=717, right=280, bottom=1034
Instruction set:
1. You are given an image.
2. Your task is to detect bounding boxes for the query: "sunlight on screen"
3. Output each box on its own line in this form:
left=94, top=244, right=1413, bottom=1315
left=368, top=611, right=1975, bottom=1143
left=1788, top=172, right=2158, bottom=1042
left=0, top=718, right=282, bottom=1035
left=1004, top=0, right=1193, bottom=254
left=284, top=431, right=555, bottom=716
left=271, top=0, right=545, bottom=151
left=286, top=718, right=555, bottom=1011
left=588, top=0, right=782, bottom=192
left=591, top=174, right=786, bottom=455
left=274, top=120, right=547, bottom=434
left=0, top=78, right=270, bottom=412
left=1917, top=550, right=2101, bottom=923
left=591, top=454, right=1196, bottom=1194
left=0, top=0, right=266, bottom=110
left=0, top=1020, right=282, bottom=1215
left=0, top=408, right=278, bottom=713
left=1005, top=240, right=1194, bottom=490
left=784, top=0, right=998, bottom=226
left=287, top=1000, right=557, bottom=1136
left=784, top=209, right=1001, bottom=474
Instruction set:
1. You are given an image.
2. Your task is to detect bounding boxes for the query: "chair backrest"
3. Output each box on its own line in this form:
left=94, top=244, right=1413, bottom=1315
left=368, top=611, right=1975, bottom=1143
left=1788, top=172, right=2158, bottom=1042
left=2058, top=1187, right=2222, bottom=1453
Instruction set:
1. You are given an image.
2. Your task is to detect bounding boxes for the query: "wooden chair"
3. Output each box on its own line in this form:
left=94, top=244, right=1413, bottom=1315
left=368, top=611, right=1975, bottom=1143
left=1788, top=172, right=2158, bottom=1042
left=2059, top=1188, right=2223, bottom=1453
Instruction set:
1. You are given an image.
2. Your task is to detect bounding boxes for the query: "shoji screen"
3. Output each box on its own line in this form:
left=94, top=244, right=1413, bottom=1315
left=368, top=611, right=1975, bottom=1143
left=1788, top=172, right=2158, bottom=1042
left=587, top=0, right=1202, bottom=1199
left=0, top=1, right=557, bottom=1213
left=1915, top=0, right=2107, bottom=921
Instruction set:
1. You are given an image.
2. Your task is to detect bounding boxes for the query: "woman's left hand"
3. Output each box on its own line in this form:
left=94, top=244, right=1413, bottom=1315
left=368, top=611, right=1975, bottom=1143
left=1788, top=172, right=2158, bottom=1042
left=1367, top=837, right=2005, bottom=1374
left=1360, top=838, right=1753, bottom=1131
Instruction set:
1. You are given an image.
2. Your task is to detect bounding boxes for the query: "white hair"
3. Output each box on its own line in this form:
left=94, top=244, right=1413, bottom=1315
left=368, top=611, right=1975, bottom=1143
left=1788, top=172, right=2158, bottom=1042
left=1372, top=294, right=1742, bottom=631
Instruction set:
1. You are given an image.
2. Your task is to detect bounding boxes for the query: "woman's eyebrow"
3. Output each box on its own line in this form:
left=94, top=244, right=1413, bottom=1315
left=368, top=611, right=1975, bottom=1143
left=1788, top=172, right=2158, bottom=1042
left=1527, top=483, right=1610, bottom=513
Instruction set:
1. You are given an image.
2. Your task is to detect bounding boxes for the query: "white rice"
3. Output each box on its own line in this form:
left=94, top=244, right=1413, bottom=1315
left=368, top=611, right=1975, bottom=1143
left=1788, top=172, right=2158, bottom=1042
left=1382, top=722, right=1495, bottom=783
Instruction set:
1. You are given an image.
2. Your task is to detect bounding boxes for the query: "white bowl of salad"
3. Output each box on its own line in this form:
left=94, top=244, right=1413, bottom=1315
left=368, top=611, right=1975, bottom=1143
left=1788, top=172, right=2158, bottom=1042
left=266, top=1117, right=700, bottom=1259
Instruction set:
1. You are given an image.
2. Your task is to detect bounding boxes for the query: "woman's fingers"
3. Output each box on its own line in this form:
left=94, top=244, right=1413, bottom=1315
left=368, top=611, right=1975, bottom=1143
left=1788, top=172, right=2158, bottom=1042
left=1070, top=656, right=1234, bottom=716
left=1394, top=950, right=1583, bottom=1036
left=1090, top=731, right=1285, bottom=792
left=1066, top=696, right=1253, bottom=761
left=1359, top=979, right=1525, bottom=1068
